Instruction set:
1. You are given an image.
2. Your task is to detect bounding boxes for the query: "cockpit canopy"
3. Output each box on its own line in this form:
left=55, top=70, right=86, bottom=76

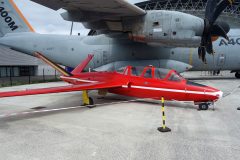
left=117, top=66, right=184, bottom=82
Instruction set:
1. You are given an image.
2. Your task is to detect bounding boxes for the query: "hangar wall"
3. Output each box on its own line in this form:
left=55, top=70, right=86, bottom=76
left=0, top=46, right=57, bottom=77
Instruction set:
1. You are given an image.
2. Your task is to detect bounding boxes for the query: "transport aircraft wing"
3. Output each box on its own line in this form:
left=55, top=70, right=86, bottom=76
left=31, top=0, right=145, bottom=19
left=30, top=0, right=146, bottom=31
left=0, top=81, right=123, bottom=98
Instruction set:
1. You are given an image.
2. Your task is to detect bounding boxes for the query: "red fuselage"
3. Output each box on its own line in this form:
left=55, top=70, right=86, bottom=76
left=61, top=66, right=223, bottom=103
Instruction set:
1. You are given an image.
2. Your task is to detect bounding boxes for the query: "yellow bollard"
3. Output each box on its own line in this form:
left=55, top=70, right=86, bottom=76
left=158, top=97, right=171, bottom=132
left=82, top=90, right=90, bottom=105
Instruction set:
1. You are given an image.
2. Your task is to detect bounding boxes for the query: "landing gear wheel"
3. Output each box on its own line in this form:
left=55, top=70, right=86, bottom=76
left=198, top=103, right=209, bottom=110
left=86, top=97, right=95, bottom=108
left=235, top=72, right=240, bottom=79
left=89, top=97, right=94, bottom=105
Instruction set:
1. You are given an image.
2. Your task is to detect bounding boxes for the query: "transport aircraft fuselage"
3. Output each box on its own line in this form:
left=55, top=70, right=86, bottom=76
left=0, top=0, right=240, bottom=78
left=0, top=30, right=240, bottom=74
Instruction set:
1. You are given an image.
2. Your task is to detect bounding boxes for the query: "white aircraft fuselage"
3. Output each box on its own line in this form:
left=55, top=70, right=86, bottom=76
left=0, top=30, right=239, bottom=74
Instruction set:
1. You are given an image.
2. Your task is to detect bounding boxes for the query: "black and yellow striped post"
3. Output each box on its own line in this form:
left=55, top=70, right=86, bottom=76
left=158, top=97, right=171, bottom=132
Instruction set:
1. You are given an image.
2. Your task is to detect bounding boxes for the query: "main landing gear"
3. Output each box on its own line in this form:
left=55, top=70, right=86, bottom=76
left=82, top=90, right=95, bottom=108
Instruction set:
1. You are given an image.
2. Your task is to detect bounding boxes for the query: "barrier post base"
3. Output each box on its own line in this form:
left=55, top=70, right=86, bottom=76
left=158, top=127, right=171, bottom=133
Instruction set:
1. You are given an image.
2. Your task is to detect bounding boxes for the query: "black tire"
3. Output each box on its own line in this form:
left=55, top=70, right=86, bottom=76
left=199, top=103, right=209, bottom=110
left=86, top=97, right=95, bottom=108
left=82, top=97, right=94, bottom=106
left=235, top=72, right=240, bottom=79
left=89, top=97, right=94, bottom=105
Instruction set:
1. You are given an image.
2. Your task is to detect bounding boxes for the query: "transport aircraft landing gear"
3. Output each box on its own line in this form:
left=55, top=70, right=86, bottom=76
left=235, top=72, right=240, bottom=79
left=198, top=103, right=209, bottom=110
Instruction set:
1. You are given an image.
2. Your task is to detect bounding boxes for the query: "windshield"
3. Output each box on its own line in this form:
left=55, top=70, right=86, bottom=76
left=168, top=72, right=183, bottom=82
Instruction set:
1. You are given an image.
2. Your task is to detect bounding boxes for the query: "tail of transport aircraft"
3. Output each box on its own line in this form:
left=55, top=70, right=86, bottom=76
left=0, top=0, right=34, bottom=37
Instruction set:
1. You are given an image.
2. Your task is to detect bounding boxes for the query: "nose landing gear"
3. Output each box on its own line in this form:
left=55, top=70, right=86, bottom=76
left=197, top=102, right=215, bottom=111
left=198, top=103, right=209, bottom=110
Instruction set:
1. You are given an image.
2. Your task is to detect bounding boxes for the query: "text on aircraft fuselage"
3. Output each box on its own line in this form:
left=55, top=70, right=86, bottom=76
left=0, top=7, right=18, bottom=31
left=219, top=38, right=240, bottom=46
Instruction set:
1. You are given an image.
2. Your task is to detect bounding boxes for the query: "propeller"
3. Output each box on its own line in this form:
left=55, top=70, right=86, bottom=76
left=198, top=0, right=234, bottom=63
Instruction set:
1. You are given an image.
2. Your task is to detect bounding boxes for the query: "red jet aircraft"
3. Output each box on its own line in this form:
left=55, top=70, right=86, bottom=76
left=0, top=53, right=222, bottom=110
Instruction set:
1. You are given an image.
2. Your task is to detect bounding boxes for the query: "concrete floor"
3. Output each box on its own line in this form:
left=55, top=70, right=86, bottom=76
left=0, top=74, right=240, bottom=160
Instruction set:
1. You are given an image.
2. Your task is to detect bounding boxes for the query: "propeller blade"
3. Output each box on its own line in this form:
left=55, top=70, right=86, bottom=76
left=211, top=23, right=230, bottom=40
left=198, top=46, right=207, bottom=63
left=210, top=0, right=234, bottom=24
left=199, top=0, right=233, bottom=63
left=205, top=0, right=218, bottom=20
left=206, top=34, right=214, bottom=54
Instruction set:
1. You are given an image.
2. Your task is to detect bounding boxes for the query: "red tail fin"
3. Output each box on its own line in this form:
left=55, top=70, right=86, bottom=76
left=71, top=54, right=94, bottom=75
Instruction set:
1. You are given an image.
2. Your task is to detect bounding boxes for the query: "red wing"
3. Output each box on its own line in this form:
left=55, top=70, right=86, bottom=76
left=0, top=81, right=122, bottom=98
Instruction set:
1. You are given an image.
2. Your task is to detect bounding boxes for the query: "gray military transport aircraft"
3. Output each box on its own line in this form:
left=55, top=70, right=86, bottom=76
left=0, top=0, right=240, bottom=78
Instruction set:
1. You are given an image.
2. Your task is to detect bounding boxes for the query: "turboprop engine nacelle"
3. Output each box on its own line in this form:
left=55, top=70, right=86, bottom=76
left=128, top=10, right=204, bottom=47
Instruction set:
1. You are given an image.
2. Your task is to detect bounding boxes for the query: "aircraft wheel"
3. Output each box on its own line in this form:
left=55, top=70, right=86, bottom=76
left=199, top=103, right=209, bottom=110
left=89, top=97, right=94, bottom=105
left=235, top=72, right=240, bottom=79
left=87, top=97, right=95, bottom=108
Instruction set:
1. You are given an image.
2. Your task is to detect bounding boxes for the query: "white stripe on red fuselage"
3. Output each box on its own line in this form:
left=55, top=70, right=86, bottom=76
left=122, top=85, right=222, bottom=98
left=60, top=76, right=98, bottom=83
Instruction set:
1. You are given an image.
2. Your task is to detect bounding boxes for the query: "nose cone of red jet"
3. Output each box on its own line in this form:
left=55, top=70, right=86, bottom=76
left=186, top=81, right=223, bottom=102
left=214, top=90, right=223, bottom=99
left=204, top=86, right=223, bottom=101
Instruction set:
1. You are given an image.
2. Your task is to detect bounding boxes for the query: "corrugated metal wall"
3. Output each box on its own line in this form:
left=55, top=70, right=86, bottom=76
left=0, top=45, right=58, bottom=77
left=0, top=45, right=38, bottom=66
